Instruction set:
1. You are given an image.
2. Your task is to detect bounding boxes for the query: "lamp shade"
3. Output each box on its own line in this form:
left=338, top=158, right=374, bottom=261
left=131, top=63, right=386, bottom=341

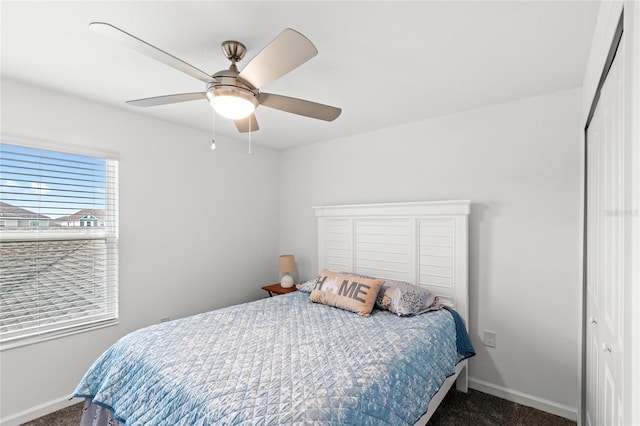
left=278, top=255, right=296, bottom=273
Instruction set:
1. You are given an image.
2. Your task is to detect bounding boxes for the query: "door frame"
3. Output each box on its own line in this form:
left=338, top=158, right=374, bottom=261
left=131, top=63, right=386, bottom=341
left=582, top=10, right=623, bottom=426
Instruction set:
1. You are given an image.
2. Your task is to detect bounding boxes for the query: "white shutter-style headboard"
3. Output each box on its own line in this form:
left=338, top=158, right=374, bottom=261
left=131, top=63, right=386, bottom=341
left=313, top=200, right=471, bottom=325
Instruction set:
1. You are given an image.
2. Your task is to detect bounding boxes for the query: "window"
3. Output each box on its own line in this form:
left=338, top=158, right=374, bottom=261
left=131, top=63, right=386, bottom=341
left=0, top=143, right=118, bottom=347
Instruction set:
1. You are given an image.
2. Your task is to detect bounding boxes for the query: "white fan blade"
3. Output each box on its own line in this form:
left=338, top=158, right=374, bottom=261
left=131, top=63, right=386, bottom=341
left=126, top=92, right=207, bottom=107
left=90, top=22, right=214, bottom=83
left=234, top=114, right=259, bottom=133
left=258, top=92, right=341, bottom=121
left=238, top=28, right=317, bottom=89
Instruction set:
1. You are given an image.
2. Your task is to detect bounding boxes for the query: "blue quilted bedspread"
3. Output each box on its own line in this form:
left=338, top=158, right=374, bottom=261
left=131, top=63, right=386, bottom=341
left=74, top=292, right=461, bottom=425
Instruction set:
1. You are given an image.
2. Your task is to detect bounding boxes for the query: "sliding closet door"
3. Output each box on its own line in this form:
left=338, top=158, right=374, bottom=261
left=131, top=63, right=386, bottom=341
left=585, top=36, right=626, bottom=426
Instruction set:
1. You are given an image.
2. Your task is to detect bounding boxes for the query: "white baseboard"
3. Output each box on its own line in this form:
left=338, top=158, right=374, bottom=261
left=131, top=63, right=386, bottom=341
left=468, top=377, right=578, bottom=421
left=0, top=395, right=81, bottom=426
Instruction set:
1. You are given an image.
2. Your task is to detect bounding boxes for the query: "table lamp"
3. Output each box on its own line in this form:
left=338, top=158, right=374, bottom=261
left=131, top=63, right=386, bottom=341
left=278, top=254, right=296, bottom=288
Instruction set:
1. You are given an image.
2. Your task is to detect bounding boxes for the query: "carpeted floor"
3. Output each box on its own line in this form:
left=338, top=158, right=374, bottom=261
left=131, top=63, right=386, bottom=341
left=21, top=389, right=576, bottom=426
left=428, top=389, right=576, bottom=426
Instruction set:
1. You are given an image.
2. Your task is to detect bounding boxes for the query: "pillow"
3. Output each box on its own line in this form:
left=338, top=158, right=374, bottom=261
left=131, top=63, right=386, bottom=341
left=296, top=277, right=318, bottom=293
left=309, top=270, right=384, bottom=317
left=375, top=279, right=439, bottom=316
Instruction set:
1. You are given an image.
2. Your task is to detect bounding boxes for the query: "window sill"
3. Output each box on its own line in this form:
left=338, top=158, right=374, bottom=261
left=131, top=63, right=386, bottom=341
left=0, top=319, right=119, bottom=351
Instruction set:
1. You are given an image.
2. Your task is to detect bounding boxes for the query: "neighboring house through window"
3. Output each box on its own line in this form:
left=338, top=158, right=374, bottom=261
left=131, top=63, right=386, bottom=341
left=0, top=142, right=119, bottom=347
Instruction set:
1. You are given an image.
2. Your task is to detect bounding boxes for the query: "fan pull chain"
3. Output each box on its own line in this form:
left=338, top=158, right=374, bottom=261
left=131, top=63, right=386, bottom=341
left=210, top=110, right=216, bottom=150
left=247, top=118, right=254, bottom=155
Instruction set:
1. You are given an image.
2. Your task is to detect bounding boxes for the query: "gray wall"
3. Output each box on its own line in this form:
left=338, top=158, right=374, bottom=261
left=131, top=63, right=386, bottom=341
left=278, top=88, right=582, bottom=418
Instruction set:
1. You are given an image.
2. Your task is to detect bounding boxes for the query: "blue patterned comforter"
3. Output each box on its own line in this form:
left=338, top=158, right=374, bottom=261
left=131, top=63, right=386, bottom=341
left=74, top=292, right=461, bottom=425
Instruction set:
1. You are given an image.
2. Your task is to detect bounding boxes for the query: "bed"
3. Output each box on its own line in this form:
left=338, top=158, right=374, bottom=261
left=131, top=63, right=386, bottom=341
left=74, top=200, right=473, bottom=425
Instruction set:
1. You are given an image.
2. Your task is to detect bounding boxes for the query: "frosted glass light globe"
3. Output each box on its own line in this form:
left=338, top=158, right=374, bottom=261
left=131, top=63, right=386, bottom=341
left=212, top=95, right=256, bottom=120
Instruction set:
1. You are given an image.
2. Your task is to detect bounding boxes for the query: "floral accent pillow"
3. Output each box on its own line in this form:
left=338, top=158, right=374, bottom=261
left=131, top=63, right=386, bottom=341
left=375, top=280, right=440, bottom=316
left=296, top=277, right=318, bottom=293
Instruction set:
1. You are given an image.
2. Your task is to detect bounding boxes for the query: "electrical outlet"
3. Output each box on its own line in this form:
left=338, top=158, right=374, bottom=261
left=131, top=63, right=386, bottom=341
left=484, top=330, right=496, bottom=348
left=160, top=316, right=170, bottom=323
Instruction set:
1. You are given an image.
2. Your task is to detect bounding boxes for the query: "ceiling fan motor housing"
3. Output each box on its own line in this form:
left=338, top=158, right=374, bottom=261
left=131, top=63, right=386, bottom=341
left=207, top=65, right=259, bottom=112
left=206, top=65, right=258, bottom=119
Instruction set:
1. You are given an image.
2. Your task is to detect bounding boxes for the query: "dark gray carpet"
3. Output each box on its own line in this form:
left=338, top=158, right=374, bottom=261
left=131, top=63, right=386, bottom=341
left=22, top=389, right=576, bottom=425
left=428, top=389, right=576, bottom=426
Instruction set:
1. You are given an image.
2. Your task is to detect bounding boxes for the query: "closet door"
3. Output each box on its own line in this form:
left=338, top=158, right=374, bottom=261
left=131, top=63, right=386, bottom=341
left=585, top=36, right=625, bottom=426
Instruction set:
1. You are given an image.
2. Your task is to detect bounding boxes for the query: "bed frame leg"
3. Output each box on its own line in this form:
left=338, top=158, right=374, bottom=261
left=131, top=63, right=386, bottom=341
left=455, top=361, right=469, bottom=392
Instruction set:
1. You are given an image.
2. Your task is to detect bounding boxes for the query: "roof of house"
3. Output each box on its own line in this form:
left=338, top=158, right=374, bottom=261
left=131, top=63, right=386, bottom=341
left=0, top=202, right=52, bottom=220
left=56, top=209, right=106, bottom=222
left=0, top=239, right=108, bottom=333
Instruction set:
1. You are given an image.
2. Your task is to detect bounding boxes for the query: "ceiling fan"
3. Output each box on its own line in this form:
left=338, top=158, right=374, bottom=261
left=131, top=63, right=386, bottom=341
left=89, top=22, right=341, bottom=133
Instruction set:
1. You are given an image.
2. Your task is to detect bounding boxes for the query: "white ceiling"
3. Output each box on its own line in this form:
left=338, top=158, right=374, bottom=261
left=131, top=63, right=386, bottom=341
left=1, top=1, right=599, bottom=150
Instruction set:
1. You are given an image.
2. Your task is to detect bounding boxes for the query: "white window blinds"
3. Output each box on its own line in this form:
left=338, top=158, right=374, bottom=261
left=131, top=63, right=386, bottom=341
left=0, top=143, right=118, bottom=346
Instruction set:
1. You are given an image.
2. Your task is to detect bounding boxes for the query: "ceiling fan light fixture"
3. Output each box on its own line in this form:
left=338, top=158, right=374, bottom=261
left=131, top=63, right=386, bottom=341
left=207, top=86, right=258, bottom=120
left=94, top=23, right=341, bottom=132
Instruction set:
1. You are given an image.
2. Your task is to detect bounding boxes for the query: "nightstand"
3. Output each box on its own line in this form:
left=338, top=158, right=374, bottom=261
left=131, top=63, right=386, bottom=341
left=261, top=283, right=298, bottom=297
